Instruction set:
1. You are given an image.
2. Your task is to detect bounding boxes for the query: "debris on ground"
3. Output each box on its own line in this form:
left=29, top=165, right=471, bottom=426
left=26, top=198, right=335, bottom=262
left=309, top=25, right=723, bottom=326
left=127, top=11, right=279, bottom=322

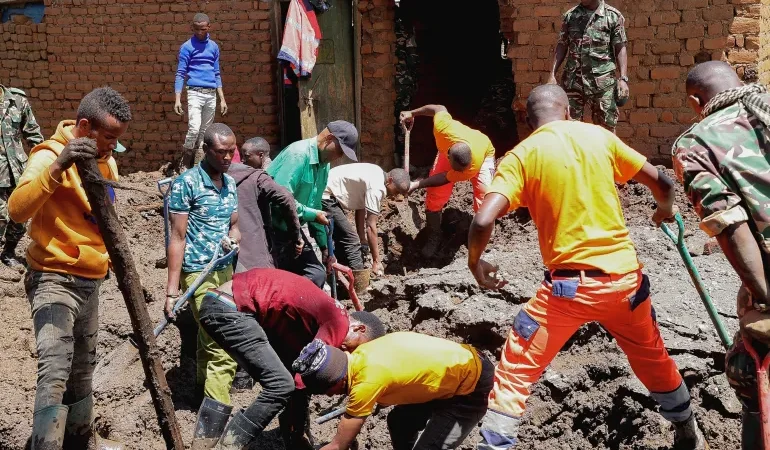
left=0, top=169, right=742, bottom=449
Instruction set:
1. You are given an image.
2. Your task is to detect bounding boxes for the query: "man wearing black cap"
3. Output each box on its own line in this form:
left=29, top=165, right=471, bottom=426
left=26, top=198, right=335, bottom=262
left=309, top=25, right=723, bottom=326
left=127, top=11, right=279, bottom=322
left=267, top=121, right=359, bottom=288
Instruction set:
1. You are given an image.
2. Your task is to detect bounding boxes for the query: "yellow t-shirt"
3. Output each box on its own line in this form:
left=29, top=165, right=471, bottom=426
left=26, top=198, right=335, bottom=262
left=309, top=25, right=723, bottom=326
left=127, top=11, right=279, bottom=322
left=345, top=332, right=482, bottom=417
left=433, top=111, right=495, bottom=182
left=489, top=120, right=646, bottom=275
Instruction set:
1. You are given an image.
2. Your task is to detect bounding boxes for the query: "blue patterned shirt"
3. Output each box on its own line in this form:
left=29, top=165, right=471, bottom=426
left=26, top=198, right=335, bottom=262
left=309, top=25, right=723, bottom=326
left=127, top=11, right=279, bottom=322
left=169, top=163, right=237, bottom=272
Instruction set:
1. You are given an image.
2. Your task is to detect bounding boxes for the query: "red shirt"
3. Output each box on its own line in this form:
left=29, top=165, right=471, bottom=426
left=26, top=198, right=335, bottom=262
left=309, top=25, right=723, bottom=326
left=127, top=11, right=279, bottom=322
left=231, top=268, right=350, bottom=359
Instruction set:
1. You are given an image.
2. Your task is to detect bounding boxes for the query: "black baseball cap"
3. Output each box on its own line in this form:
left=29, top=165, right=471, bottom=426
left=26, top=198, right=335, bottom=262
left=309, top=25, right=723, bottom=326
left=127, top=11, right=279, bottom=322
left=327, top=120, right=358, bottom=161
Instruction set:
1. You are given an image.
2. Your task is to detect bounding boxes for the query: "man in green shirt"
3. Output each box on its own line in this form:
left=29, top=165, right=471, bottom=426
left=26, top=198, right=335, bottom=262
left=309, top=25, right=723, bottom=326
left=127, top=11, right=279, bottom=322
left=267, top=121, right=358, bottom=288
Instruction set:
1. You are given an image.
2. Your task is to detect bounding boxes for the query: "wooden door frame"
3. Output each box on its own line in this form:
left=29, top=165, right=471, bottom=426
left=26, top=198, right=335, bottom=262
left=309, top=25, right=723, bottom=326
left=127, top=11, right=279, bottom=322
left=269, top=0, right=363, bottom=151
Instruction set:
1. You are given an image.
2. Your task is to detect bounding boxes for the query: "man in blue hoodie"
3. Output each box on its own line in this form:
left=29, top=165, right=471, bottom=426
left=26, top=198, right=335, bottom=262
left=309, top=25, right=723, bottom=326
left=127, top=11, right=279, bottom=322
left=174, top=13, right=228, bottom=172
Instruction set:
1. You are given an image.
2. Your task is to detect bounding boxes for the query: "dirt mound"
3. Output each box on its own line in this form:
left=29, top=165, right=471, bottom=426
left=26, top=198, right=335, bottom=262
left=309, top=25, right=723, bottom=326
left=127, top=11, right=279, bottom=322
left=0, top=171, right=742, bottom=449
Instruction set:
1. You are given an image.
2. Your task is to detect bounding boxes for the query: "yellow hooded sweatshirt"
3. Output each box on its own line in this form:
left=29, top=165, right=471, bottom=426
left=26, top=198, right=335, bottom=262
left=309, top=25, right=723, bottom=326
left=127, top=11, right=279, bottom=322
left=8, top=120, right=119, bottom=279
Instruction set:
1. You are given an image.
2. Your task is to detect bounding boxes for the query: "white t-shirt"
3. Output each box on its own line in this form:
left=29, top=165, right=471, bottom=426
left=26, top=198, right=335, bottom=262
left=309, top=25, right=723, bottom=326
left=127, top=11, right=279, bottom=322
left=323, top=163, right=386, bottom=215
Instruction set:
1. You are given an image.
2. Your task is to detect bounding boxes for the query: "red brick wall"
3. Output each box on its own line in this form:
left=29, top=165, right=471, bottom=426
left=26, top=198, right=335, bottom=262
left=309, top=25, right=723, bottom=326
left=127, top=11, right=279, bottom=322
left=502, top=0, right=761, bottom=164
left=358, top=0, right=398, bottom=169
left=1, top=0, right=277, bottom=173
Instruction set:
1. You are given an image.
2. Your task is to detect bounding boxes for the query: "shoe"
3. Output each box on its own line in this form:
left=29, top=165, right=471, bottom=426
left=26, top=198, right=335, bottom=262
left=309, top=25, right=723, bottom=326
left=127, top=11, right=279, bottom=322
left=673, top=413, right=709, bottom=450
left=231, top=368, right=254, bottom=392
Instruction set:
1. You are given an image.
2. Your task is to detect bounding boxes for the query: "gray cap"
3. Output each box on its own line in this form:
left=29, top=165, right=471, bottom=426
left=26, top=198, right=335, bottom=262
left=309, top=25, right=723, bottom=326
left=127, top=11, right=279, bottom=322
left=327, top=120, right=358, bottom=161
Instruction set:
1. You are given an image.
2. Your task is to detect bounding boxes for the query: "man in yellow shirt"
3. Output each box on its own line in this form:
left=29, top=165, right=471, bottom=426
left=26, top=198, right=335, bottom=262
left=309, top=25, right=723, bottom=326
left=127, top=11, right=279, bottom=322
left=293, top=332, right=495, bottom=450
left=400, top=105, right=496, bottom=257
left=9, top=87, right=130, bottom=450
left=466, top=85, right=707, bottom=450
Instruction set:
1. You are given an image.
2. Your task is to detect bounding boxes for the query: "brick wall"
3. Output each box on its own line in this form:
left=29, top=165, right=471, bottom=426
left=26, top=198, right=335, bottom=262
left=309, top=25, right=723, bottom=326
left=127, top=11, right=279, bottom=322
left=503, top=0, right=761, bottom=164
left=358, top=0, right=397, bottom=169
left=0, top=14, right=50, bottom=134
left=2, top=0, right=277, bottom=173
left=760, top=0, right=770, bottom=85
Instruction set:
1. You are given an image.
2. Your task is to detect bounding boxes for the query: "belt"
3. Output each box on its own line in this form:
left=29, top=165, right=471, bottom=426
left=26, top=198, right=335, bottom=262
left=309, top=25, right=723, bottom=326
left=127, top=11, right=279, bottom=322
left=188, top=86, right=217, bottom=93
left=549, top=269, right=609, bottom=278
left=207, top=289, right=237, bottom=310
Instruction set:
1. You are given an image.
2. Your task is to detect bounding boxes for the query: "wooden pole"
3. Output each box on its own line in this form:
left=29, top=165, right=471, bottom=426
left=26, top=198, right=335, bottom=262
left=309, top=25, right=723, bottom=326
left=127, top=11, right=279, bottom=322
left=76, top=158, right=184, bottom=450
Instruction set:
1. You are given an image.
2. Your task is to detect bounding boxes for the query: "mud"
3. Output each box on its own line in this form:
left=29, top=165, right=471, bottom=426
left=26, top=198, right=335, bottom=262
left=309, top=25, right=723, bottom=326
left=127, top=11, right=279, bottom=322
left=0, top=170, right=743, bottom=449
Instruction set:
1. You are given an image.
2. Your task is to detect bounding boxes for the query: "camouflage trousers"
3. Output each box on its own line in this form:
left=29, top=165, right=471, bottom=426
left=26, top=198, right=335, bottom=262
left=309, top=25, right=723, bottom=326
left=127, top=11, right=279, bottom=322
left=726, top=332, right=765, bottom=412
left=0, top=186, right=25, bottom=248
left=566, top=86, right=618, bottom=131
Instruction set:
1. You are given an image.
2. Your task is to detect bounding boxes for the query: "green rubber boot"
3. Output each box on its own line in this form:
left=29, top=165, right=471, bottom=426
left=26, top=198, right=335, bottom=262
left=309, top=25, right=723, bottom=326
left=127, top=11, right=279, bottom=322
left=30, top=404, right=68, bottom=450
left=421, top=211, right=442, bottom=258
left=64, top=394, right=124, bottom=450
left=191, top=397, right=234, bottom=450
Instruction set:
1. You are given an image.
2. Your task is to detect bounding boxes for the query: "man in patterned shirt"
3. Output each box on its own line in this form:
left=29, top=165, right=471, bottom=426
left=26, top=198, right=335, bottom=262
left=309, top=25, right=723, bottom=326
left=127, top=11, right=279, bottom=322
left=548, top=0, right=629, bottom=132
left=165, top=123, right=240, bottom=411
left=673, top=61, right=770, bottom=449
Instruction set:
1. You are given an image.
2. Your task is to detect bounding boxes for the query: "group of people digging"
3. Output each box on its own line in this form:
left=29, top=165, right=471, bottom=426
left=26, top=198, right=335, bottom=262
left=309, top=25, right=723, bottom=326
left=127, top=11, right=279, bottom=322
left=6, top=6, right=770, bottom=450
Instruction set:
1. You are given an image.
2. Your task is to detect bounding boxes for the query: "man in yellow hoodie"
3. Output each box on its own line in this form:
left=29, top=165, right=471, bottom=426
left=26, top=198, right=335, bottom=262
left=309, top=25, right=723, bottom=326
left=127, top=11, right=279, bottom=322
left=9, top=87, right=131, bottom=450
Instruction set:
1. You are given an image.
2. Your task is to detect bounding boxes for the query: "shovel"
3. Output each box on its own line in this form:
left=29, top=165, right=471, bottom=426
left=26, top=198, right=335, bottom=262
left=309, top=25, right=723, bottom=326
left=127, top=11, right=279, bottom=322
left=396, top=123, right=422, bottom=236
left=660, top=215, right=770, bottom=446
left=660, top=213, right=732, bottom=349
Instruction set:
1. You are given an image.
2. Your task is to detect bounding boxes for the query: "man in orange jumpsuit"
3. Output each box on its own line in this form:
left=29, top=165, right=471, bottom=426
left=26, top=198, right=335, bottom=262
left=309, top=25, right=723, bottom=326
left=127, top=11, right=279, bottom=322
left=467, top=84, right=708, bottom=450
left=399, top=105, right=495, bottom=257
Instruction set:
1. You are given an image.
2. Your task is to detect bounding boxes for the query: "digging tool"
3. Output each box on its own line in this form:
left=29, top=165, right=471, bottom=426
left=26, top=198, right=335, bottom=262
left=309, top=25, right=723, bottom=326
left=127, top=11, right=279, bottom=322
left=660, top=212, right=732, bottom=349
left=396, top=123, right=421, bottom=235
left=93, top=240, right=238, bottom=382
left=326, top=220, right=338, bottom=300
left=77, top=159, right=184, bottom=449
left=742, top=337, right=770, bottom=450
left=332, top=262, right=364, bottom=311
left=315, top=406, right=346, bottom=424
left=157, top=178, right=173, bottom=251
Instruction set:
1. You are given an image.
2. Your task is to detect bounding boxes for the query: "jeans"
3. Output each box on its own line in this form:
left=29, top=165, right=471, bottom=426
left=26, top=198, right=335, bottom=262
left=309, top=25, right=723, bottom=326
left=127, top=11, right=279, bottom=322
left=184, top=89, right=217, bottom=150
left=26, top=269, right=103, bottom=413
left=387, top=355, right=495, bottom=450
left=199, top=295, right=295, bottom=432
left=271, top=228, right=326, bottom=288
left=182, top=265, right=237, bottom=404
left=322, top=198, right=364, bottom=270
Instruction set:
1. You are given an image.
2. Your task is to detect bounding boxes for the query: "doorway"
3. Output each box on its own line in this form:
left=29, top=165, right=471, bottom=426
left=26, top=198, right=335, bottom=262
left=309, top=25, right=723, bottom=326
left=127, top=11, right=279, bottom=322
left=395, top=0, right=517, bottom=167
left=274, top=0, right=359, bottom=156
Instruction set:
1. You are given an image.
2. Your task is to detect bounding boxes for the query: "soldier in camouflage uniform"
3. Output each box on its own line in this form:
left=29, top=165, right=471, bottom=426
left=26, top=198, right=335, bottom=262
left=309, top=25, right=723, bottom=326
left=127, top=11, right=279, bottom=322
left=548, top=0, right=629, bottom=132
left=673, top=61, right=770, bottom=449
left=0, top=84, right=43, bottom=268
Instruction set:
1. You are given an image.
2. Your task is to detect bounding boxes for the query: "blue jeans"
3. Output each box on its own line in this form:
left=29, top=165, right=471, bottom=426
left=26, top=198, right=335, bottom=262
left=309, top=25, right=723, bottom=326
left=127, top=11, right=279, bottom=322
left=198, top=295, right=295, bottom=431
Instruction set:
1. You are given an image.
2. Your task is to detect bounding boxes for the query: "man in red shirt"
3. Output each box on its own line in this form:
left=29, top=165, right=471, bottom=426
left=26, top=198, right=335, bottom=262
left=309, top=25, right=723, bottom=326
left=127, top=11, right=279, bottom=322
left=193, top=268, right=386, bottom=449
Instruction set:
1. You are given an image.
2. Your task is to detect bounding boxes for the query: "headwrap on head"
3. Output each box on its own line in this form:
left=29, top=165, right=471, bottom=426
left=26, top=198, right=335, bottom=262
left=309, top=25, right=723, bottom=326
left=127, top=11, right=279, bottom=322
left=702, top=83, right=770, bottom=128
left=292, top=339, right=348, bottom=393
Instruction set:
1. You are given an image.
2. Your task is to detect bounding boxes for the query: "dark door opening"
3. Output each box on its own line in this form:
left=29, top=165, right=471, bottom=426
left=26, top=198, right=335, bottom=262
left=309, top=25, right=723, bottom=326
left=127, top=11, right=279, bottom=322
left=395, top=0, right=517, bottom=168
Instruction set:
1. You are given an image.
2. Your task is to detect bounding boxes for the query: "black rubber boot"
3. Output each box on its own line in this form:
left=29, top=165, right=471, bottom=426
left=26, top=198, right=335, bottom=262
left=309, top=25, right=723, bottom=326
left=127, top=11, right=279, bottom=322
left=191, top=397, right=234, bottom=450
left=30, top=404, right=68, bottom=450
left=673, top=413, right=708, bottom=450
left=215, top=410, right=261, bottom=450
left=742, top=409, right=762, bottom=450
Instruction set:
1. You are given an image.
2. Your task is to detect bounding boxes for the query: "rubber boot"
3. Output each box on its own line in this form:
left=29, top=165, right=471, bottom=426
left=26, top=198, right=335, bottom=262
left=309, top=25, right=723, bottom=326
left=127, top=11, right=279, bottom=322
left=64, top=393, right=125, bottom=450
left=421, top=211, right=442, bottom=258
left=30, top=404, right=68, bottom=450
left=673, top=413, right=709, bottom=450
left=741, top=409, right=762, bottom=450
left=215, top=410, right=261, bottom=450
left=0, top=239, right=23, bottom=269
left=191, top=397, right=234, bottom=450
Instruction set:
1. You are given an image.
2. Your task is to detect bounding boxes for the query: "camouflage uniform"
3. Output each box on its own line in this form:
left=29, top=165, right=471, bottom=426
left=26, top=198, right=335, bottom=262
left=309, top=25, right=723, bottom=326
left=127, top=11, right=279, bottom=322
left=559, top=1, right=627, bottom=130
left=672, top=92, right=770, bottom=415
left=0, top=85, right=43, bottom=253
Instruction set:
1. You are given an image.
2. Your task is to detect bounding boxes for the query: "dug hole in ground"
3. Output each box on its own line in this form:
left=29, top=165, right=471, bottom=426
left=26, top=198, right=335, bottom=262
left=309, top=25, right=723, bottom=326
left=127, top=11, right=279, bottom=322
left=0, top=168, right=743, bottom=449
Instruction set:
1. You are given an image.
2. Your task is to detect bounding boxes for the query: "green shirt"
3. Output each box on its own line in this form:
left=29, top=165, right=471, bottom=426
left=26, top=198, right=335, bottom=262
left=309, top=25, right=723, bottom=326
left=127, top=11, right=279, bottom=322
left=267, top=137, right=329, bottom=248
